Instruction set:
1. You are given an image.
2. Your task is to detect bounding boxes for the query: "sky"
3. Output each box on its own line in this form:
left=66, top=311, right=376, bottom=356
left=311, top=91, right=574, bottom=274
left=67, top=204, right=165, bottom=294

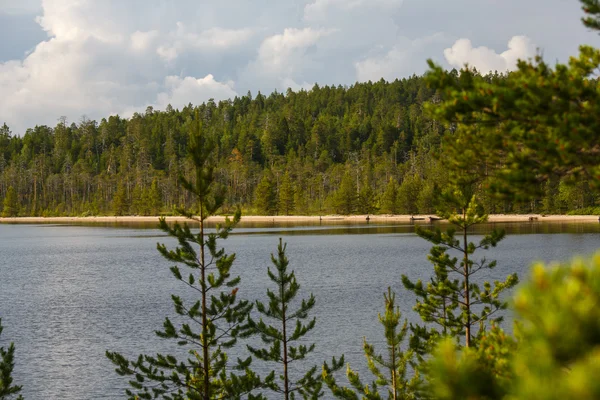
left=0, top=0, right=598, bottom=135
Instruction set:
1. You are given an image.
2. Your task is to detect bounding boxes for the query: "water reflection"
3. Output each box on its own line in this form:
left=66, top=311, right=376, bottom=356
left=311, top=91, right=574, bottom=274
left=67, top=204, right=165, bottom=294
left=18, top=219, right=600, bottom=236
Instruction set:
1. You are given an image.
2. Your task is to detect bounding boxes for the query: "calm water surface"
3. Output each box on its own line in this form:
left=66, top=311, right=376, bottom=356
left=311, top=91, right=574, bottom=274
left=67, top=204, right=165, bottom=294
left=0, top=221, right=599, bottom=399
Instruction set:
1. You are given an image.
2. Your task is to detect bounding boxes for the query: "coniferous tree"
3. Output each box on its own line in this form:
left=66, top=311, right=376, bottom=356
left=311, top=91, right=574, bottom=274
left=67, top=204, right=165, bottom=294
left=112, top=183, right=129, bottom=216
left=130, top=185, right=144, bottom=215
left=255, top=171, right=277, bottom=215
left=380, top=179, right=399, bottom=214
left=247, top=239, right=331, bottom=399
left=278, top=172, right=295, bottom=216
left=106, top=111, right=261, bottom=400
left=293, top=182, right=308, bottom=215
left=149, top=178, right=163, bottom=215
left=333, top=171, right=356, bottom=215
left=425, top=4, right=600, bottom=200
left=323, top=288, right=419, bottom=399
left=7, top=60, right=599, bottom=216
left=358, top=184, right=377, bottom=215
left=420, top=5, right=600, bottom=397
left=402, top=191, right=518, bottom=350
left=1, top=187, right=17, bottom=217
left=425, top=252, right=600, bottom=400
left=397, top=174, right=421, bottom=215
left=0, top=320, right=23, bottom=400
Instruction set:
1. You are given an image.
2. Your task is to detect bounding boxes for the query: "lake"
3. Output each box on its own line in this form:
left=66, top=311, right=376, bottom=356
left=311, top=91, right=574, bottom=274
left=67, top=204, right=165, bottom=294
left=1, top=220, right=599, bottom=399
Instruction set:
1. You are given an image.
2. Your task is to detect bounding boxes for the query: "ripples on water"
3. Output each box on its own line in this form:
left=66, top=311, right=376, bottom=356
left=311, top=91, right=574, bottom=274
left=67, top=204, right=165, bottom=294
left=0, top=221, right=599, bottom=399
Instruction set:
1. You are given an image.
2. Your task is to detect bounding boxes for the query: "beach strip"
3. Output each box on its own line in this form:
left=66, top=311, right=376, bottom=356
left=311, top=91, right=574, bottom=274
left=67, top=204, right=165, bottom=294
left=0, top=214, right=599, bottom=224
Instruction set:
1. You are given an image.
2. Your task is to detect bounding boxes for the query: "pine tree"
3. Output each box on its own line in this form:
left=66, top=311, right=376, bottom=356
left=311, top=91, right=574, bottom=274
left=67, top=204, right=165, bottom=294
left=333, top=171, right=356, bottom=215
left=402, top=191, right=518, bottom=350
left=397, top=173, right=421, bottom=215
left=247, top=239, right=327, bottom=399
left=278, top=172, right=295, bottom=216
left=149, top=178, right=163, bottom=215
left=293, top=182, right=308, bottom=215
left=425, top=252, right=600, bottom=400
left=255, top=171, right=277, bottom=215
left=130, top=185, right=144, bottom=215
left=425, top=4, right=600, bottom=200
left=358, top=184, right=377, bottom=215
left=0, top=319, right=23, bottom=400
left=1, top=187, right=17, bottom=217
left=380, top=178, right=399, bottom=214
left=112, top=183, right=129, bottom=216
left=323, top=288, right=419, bottom=399
left=106, top=111, right=262, bottom=399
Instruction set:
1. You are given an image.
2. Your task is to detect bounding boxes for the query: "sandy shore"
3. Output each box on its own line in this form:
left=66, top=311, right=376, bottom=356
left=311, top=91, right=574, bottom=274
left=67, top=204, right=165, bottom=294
left=0, top=214, right=599, bottom=224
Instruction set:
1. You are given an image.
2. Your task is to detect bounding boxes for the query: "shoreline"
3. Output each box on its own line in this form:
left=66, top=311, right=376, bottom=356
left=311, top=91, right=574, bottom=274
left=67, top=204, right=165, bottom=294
left=0, top=214, right=599, bottom=224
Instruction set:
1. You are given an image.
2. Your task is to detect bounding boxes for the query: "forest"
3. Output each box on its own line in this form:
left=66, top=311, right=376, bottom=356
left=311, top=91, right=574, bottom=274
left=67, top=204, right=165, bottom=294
left=3, top=0, right=600, bottom=399
left=0, top=72, right=597, bottom=217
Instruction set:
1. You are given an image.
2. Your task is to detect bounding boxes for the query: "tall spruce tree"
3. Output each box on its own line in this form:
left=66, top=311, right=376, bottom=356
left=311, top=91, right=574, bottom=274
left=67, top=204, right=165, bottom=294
left=402, top=191, right=518, bottom=350
left=0, top=319, right=23, bottom=400
left=278, top=172, right=295, bottom=216
left=106, top=111, right=261, bottom=399
left=333, top=171, right=357, bottom=215
left=246, top=238, right=330, bottom=399
left=112, top=183, right=129, bottom=216
left=255, top=171, right=277, bottom=215
left=1, top=187, right=17, bottom=218
left=323, top=288, right=419, bottom=400
left=380, top=178, right=399, bottom=214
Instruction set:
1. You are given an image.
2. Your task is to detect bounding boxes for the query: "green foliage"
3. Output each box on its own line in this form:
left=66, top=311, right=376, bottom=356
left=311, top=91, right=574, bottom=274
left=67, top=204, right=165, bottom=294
left=380, top=179, right=399, bottom=214
left=566, top=206, right=600, bottom=215
left=425, top=253, right=600, bottom=400
left=0, top=77, right=473, bottom=217
left=397, top=174, right=421, bottom=215
left=148, top=178, right=163, bottom=215
left=581, top=0, right=600, bottom=30
left=425, top=325, right=515, bottom=400
left=425, top=38, right=600, bottom=200
left=255, top=172, right=277, bottom=215
left=421, top=5, right=600, bottom=399
left=247, top=238, right=325, bottom=399
left=509, top=254, right=600, bottom=400
left=333, top=171, right=357, bottom=215
left=106, top=112, right=261, bottom=399
left=323, top=288, right=419, bottom=400
left=1, top=187, right=17, bottom=217
left=358, top=184, right=378, bottom=215
left=403, top=193, right=518, bottom=350
left=0, top=320, right=23, bottom=400
left=112, top=184, right=129, bottom=216
left=4, top=71, right=600, bottom=216
left=278, top=172, right=295, bottom=216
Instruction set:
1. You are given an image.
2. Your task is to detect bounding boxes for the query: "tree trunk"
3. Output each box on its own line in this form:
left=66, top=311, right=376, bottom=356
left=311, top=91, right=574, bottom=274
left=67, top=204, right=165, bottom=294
left=463, top=208, right=471, bottom=348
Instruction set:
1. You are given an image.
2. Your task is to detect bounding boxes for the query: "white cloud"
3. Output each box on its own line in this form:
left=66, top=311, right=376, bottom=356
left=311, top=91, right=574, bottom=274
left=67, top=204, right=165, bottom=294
left=239, top=27, right=334, bottom=92
left=0, top=0, right=252, bottom=133
left=257, top=28, right=332, bottom=73
left=155, top=23, right=255, bottom=62
left=152, top=75, right=238, bottom=111
left=157, top=45, right=178, bottom=62
left=444, top=36, right=536, bottom=73
left=172, top=24, right=254, bottom=50
left=355, top=33, right=447, bottom=81
left=130, top=30, right=158, bottom=52
left=37, top=0, right=126, bottom=42
left=0, top=0, right=597, bottom=134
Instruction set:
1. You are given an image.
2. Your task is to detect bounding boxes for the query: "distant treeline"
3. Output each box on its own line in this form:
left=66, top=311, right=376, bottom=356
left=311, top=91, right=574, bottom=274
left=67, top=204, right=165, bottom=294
left=0, top=75, right=597, bottom=217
